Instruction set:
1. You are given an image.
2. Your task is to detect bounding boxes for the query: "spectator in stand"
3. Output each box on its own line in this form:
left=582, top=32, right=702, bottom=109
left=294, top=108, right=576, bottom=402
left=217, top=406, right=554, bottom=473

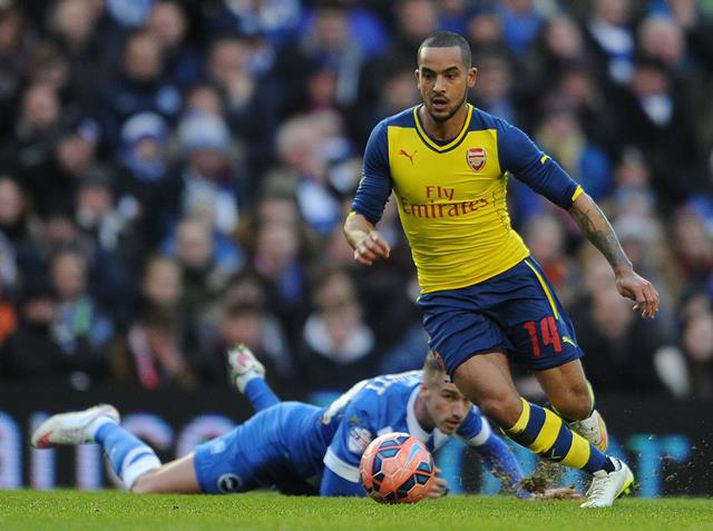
left=159, top=112, right=244, bottom=241
left=279, top=0, right=366, bottom=114
left=169, top=217, right=230, bottom=323
left=42, top=117, right=103, bottom=212
left=45, top=0, right=108, bottom=108
left=26, top=42, right=71, bottom=103
left=115, top=254, right=198, bottom=390
left=300, top=0, right=388, bottom=59
left=182, top=84, right=225, bottom=119
left=270, top=114, right=342, bottom=236
left=609, top=184, right=681, bottom=308
left=73, top=172, right=115, bottom=241
left=464, top=4, right=506, bottom=53
left=17, top=204, right=126, bottom=322
left=0, top=176, right=35, bottom=277
left=298, top=265, right=377, bottom=390
left=438, top=0, right=473, bottom=34
left=100, top=31, right=182, bottom=145
left=323, top=195, right=414, bottom=350
left=215, top=271, right=295, bottom=387
left=358, top=0, right=439, bottom=109
left=523, top=212, right=578, bottom=307
left=0, top=5, right=31, bottom=135
left=529, top=14, right=595, bottom=85
left=637, top=12, right=713, bottom=158
left=116, top=112, right=171, bottom=272
left=553, top=65, right=616, bottom=152
left=205, top=0, right=302, bottom=49
left=0, top=84, right=64, bottom=216
left=570, top=248, right=681, bottom=395
left=679, top=310, right=713, bottom=399
left=49, top=248, right=115, bottom=388
left=0, top=278, right=61, bottom=383
left=671, top=206, right=713, bottom=288
left=496, top=0, right=543, bottom=58
left=204, top=34, right=279, bottom=180
left=534, top=98, right=613, bottom=201
left=608, top=56, right=702, bottom=205
left=245, top=193, right=312, bottom=344
left=143, top=0, right=201, bottom=89
left=583, top=0, right=637, bottom=85
left=469, top=50, right=519, bottom=125
left=352, top=58, right=419, bottom=146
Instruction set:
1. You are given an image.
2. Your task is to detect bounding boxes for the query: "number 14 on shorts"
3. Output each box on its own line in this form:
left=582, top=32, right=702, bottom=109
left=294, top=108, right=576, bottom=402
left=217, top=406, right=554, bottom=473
left=522, top=316, right=562, bottom=357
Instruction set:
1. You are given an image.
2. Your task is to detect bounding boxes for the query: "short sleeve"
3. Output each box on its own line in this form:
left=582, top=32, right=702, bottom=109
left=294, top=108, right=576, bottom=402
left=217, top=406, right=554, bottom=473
left=323, top=397, right=377, bottom=482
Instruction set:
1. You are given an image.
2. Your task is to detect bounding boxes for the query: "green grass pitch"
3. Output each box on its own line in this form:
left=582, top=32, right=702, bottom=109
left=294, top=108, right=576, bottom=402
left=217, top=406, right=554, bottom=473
left=1, top=491, right=712, bottom=530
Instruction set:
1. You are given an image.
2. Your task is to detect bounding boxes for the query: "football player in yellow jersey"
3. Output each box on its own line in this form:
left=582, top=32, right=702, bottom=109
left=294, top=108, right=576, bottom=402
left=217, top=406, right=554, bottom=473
left=344, top=31, right=660, bottom=508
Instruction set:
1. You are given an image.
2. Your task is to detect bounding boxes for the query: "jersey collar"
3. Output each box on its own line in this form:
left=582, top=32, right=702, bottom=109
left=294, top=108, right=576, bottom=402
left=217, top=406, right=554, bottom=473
left=413, top=103, right=473, bottom=153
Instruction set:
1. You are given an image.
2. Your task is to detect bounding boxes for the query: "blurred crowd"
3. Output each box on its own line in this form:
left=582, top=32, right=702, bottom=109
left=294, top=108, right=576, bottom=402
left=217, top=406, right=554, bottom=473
left=0, top=0, right=711, bottom=399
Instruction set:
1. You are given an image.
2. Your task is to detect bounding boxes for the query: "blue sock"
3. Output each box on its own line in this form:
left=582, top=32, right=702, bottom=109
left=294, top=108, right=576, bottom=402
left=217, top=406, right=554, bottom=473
left=476, top=433, right=529, bottom=498
left=244, top=378, right=280, bottom=411
left=95, top=422, right=161, bottom=489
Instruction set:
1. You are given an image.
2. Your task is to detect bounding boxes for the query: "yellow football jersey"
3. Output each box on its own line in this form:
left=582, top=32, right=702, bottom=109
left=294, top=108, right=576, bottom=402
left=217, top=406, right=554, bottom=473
left=353, top=104, right=581, bottom=293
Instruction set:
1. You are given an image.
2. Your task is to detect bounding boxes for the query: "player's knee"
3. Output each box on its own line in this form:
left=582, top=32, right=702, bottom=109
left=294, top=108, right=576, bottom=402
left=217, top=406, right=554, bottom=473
left=479, top=396, right=522, bottom=428
left=130, top=471, right=159, bottom=494
left=551, top=384, right=592, bottom=421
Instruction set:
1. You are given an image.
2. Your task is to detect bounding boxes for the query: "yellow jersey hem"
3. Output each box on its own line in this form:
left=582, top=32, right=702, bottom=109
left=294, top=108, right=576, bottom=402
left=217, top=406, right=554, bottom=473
left=418, top=249, right=531, bottom=294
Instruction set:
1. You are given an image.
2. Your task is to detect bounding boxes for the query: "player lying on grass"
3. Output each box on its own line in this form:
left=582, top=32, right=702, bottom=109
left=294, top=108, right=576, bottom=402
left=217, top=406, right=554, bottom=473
left=226, top=345, right=564, bottom=498
left=32, top=346, right=567, bottom=499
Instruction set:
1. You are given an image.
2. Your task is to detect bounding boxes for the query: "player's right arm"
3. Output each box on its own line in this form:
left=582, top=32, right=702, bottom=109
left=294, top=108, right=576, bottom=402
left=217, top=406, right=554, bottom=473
left=344, top=213, right=390, bottom=266
left=344, top=119, right=392, bottom=266
left=321, top=399, right=375, bottom=497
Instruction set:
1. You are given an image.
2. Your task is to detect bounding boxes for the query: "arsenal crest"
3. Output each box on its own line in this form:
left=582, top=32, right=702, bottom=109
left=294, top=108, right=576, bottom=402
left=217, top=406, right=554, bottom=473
left=466, top=147, right=487, bottom=172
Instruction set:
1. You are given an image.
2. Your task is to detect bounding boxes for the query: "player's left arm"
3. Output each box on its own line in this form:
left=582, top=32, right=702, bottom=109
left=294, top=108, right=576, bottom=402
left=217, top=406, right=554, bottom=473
left=568, top=192, right=659, bottom=318
left=457, top=407, right=528, bottom=498
left=498, top=119, right=659, bottom=319
left=321, top=399, right=375, bottom=497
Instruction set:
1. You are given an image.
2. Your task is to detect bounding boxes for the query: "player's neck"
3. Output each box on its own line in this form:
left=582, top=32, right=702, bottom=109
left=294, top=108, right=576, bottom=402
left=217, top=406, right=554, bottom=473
left=414, top=394, right=435, bottom=433
left=418, top=103, right=469, bottom=142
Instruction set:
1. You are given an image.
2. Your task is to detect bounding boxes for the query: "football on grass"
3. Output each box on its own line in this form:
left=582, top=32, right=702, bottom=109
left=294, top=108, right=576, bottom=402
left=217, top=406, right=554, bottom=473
left=359, top=432, right=435, bottom=504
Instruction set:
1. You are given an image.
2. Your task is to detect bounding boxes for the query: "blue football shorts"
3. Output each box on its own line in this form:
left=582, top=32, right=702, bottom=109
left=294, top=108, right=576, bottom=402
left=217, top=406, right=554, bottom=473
left=417, top=257, right=584, bottom=377
left=193, top=402, right=322, bottom=494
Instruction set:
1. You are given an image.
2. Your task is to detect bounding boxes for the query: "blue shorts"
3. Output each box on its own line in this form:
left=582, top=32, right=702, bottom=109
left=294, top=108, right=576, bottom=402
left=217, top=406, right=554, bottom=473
left=193, top=402, right=324, bottom=495
left=417, top=258, right=583, bottom=376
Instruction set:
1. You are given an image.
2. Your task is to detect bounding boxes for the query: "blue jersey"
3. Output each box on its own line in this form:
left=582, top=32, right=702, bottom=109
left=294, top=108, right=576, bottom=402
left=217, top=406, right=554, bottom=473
left=193, top=371, right=493, bottom=494
left=321, top=371, right=492, bottom=483
left=194, top=402, right=332, bottom=494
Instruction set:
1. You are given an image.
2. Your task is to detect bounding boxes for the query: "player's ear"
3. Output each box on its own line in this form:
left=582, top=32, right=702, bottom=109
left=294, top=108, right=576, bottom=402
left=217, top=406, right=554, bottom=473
left=467, top=67, right=478, bottom=88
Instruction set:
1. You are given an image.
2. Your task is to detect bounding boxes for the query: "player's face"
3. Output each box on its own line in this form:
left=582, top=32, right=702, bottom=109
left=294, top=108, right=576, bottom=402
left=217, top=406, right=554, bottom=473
left=423, top=382, right=470, bottom=434
left=416, top=46, right=477, bottom=123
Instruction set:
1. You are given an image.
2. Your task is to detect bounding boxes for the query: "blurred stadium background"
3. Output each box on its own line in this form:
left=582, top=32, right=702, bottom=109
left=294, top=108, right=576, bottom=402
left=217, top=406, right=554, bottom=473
left=0, top=0, right=711, bottom=496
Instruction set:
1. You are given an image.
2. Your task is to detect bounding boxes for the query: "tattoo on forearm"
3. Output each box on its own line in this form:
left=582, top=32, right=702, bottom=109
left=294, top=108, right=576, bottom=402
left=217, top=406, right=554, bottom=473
left=570, top=202, right=631, bottom=269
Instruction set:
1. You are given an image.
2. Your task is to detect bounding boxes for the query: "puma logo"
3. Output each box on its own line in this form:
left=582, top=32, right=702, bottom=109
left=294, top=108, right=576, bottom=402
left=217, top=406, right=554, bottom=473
left=399, top=148, right=417, bottom=165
